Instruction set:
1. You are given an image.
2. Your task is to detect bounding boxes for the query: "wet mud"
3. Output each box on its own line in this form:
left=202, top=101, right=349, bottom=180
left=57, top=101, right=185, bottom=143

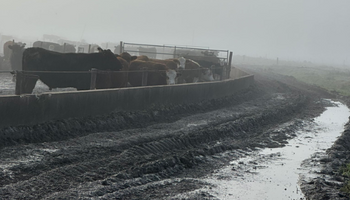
left=0, top=67, right=348, bottom=199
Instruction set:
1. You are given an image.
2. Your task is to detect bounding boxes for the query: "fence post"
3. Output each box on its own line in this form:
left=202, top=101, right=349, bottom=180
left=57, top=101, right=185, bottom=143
left=220, top=66, right=226, bottom=81
left=173, top=46, right=177, bottom=58
left=119, top=41, right=123, bottom=54
left=15, top=71, right=23, bottom=95
left=88, top=44, right=91, bottom=53
left=177, top=68, right=184, bottom=84
left=227, top=51, right=233, bottom=79
left=90, top=68, right=97, bottom=89
left=63, top=43, right=66, bottom=53
left=141, top=68, right=148, bottom=86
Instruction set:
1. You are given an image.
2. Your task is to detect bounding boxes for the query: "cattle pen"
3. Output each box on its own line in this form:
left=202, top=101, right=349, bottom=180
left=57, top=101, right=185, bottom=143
left=0, top=42, right=254, bottom=131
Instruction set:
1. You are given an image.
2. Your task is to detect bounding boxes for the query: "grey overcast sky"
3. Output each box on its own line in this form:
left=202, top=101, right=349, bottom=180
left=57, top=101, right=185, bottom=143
left=1, top=0, right=350, bottom=65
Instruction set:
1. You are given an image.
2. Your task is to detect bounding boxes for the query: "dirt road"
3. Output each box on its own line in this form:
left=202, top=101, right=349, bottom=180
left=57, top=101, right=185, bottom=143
left=0, top=66, right=348, bottom=199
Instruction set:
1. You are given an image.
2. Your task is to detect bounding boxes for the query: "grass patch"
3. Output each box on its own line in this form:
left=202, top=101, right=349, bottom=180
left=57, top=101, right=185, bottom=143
left=268, top=65, right=350, bottom=96
left=339, top=164, right=350, bottom=195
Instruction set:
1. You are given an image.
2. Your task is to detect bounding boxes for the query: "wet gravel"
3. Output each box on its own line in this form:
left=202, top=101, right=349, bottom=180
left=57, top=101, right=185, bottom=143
left=0, top=67, right=348, bottom=199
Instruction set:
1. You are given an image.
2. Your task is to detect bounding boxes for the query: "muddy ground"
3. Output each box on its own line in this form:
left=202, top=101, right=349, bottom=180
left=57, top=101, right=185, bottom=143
left=0, top=66, right=349, bottom=199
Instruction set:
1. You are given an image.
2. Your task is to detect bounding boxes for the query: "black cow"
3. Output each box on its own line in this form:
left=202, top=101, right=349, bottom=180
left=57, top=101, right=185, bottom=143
left=22, top=47, right=123, bottom=93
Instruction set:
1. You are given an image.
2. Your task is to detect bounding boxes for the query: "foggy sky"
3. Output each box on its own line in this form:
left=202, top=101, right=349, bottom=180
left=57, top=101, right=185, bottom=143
left=1, top=0, right=349, bottom=65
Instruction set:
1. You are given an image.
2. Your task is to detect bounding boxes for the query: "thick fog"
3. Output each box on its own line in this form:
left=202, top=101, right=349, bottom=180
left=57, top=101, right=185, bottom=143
left=1, top=0, right=349, bottom=65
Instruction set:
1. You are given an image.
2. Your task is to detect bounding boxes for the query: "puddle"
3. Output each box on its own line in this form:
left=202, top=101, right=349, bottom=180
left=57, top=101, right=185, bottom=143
left=202, top=100, right=350, bottom=200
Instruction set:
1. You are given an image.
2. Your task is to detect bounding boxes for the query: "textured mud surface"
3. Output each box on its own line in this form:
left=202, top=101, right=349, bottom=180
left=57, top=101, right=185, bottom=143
left=0, top=66, right=348, bottom=199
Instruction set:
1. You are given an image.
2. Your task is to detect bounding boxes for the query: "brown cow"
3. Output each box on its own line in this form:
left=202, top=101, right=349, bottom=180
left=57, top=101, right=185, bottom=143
left=133, top=55, right=178, bottom=71
left=133, top=55, right=149, bottom=61
left=114, top=56, right=129, bottom=88
left=128, top=60, right=177, bottom=87
left=92, top=49, right=131, bottom=89
left=148, top=58, right=178, bottom=70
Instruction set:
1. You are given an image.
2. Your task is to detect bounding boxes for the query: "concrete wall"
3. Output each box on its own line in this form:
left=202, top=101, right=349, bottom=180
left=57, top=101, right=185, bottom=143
left=0, top=71, right=254, bottom=128
left=230, top=67, right=250, bottom=79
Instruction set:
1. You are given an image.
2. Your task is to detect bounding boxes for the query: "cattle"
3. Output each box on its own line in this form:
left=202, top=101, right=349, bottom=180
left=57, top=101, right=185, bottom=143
left=194, top=59, right=224, bottom=80
left=132, top=55, right=149, bottom=61
left=131, top=56, right=180, bottom=83
left=166, top=57, right=214, bottom=83
left=109, top=52, right=134, bottom=88
left=132, top=55, right=178, bottom=70
left=111, top=56, right=129, bottom=88
left=21, top=47, right=123, bottom=93
left=132, top=55, right=179, bottom=70
left=147, top=58, right=178, bottom=70
left=181, top=59, right=214, bottom=83
left=128, top=60, right=177, bottom=87
left=116, top=52, right=138, bottom=63
left=173, top=48, right=224, bottom=80
left=33, top=41, right=76, bottom=53
left=8, top=43, right=26, bottom=70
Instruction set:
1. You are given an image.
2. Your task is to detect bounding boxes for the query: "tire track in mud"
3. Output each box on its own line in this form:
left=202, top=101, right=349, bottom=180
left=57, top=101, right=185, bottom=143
left=0, top=91, right=312, bottom=199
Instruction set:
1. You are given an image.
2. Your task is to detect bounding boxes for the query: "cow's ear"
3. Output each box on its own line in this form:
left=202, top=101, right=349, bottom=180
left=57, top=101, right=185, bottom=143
left=130, top=56, right=137, bottom=61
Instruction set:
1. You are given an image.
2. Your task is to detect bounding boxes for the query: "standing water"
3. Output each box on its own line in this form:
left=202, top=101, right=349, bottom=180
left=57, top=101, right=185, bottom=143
left=203, top=100, right=350, bottom=199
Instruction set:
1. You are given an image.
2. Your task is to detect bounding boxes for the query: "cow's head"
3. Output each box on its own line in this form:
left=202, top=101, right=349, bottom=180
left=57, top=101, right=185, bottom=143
left=120, top=52, right=132, bottom=63
left=166, top=69, right=177, bottom=85
left=8, top=43, right=26, bottom=70
left=201, top=68, right=214, bottom=82
left=178, top=57, right=186, bottom=69
left=98, top=48, right=123, bottom=71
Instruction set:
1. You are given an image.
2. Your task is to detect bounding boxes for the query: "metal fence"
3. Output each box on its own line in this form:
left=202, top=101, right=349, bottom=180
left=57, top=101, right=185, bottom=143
left=120, top=42, right=230, bottom=65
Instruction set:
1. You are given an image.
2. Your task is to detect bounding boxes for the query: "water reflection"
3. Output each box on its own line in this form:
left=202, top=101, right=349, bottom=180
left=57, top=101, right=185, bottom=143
left=203, top=100, right=350, bottom=200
